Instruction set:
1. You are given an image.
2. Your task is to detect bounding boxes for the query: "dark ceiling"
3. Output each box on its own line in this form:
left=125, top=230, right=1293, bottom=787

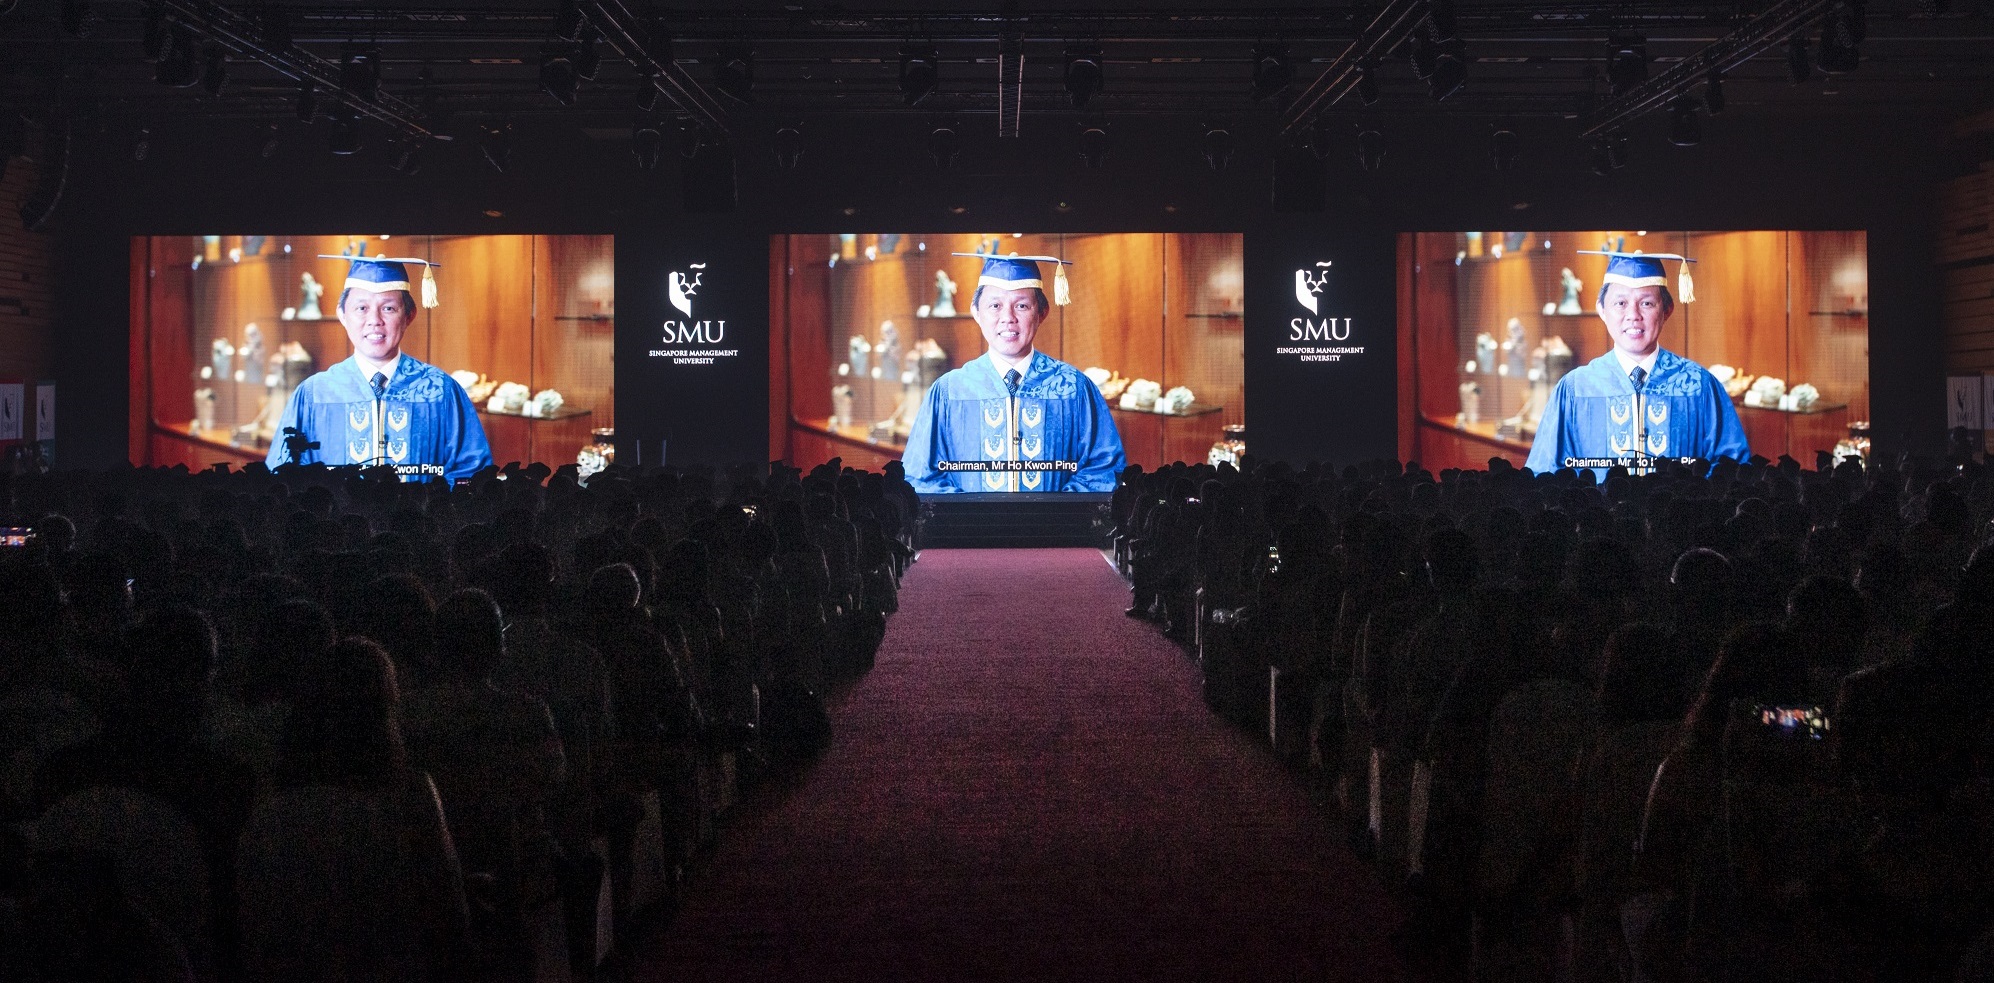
left=3, top=1, right=1992, bottom=153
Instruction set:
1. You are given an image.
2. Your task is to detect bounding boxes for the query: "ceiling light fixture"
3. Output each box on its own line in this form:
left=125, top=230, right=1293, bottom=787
left=899, top=44, right=939, bottom=106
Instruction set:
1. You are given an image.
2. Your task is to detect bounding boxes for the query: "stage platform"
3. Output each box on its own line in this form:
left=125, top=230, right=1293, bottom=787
left=916, top=493, right=1113, bottom=549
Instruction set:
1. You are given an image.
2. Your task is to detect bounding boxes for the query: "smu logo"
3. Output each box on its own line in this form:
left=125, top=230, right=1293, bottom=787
left=668, top=262, right=706, bottom=317
left=1290, top=260, right=1351, bottom=341
left=663, top=262, right=725, bottom=344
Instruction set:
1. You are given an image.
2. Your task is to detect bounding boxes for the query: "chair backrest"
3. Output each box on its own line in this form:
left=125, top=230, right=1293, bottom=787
left=1476, top=678, right=1604, bottom=899
left=33, top=785, right=211, bottom=967
left=1578, top=719, right=1680, bottom=898
left=0, top=687, right=101, bottom=812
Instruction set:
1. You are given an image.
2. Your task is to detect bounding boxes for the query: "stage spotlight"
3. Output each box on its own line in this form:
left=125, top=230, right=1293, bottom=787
left=1203, top=126, right=1234, bottom=171
left=1250, top=45, right=1291, bottom=102
left=1427, top=40, right=1467, bottom=102
left=482, top=123, right=512, bottom=173
left=552, top=0, right=584, bottom=42
left=574, top=31, right=601, bottom=81
left=296, top=80, right=318, bottom=122
left=1606, top=37, right=1647, bottom=98
left=1668, top=96, right=1702, bottom=146
left=899, top=44, right=939, bottom=106
left=773, top=124, right=803, bottom=169
left=1409, top=34, right=1438, bottom=82
left=1355, top=60, right=1381, bottom=106
left=683, top=137, right=737, bottom=213
left=712, top=43, right=754, bottom=102
left=1606, top=131, right=1629, bottom=169
left=1065, top=46, right=1103, bottom=109
left=1079, top=125, right=1108, bottom=169
left=1490, top=127, right=1518, bottom=172
left=60, top=0, right=92, bottom=38
left=201, top=44, right=228, bottom=97
left=1357, top=127, right=1384, bottom=172
left=141, top=4, right=172, bottom=62
left=1787, top=35, right=1812, bottom=84
left=1589, top=140, right=1612, bottom=177
left=635, top=74, right=659, bottom=112
left=1309, top=118, right=1337, bottom=160
left=260, top=121, right=281, bottom=159
left=328, top=112, right=360, bottom=156
left=132, top=127, right=150, bottom=162
left=1704, top=71, right=1725, bottom=114
left=18, top=119, right=70, bottom=232
left=928, top=123, right=960, bottom=171
left=1819, top=3, right=1862, bottom=75
left=154, top=25, right=200, bottom=88
left=390, top=139, right=422, bottom=174
left=540, top=46, right=578, bottom=106
left=341, top=46, right=382, bottom=104
left=632, top=123, right=662, bottom=170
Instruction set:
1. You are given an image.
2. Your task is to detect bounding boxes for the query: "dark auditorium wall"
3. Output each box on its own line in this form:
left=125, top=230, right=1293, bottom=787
left=43, top=107, right=1959, bottom=468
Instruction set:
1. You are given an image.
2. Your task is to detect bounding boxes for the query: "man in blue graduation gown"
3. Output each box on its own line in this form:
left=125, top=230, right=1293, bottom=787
left=902, top=253, right=1126, bottom=493
left=1525, top=251, right=1749, bottom=477
left=266, top=256, right=493, bottom=482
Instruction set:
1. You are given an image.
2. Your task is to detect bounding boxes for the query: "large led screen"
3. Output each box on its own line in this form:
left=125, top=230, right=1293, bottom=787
left=1399, top=230, right=1869, bottom=474
left=131, top=234, right=615, bottom=477
left=771, top=232, right=1245, bottom=490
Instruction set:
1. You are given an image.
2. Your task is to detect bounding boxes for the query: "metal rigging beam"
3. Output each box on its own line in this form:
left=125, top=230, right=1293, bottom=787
left=585, top=0, right=730, bottom=134
left=1279, top=0, right=1430, bottom=139
left=1579, top=0, right=1839, bottom=138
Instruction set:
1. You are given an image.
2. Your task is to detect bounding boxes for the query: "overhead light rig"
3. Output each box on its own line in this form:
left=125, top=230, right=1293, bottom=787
left=1580, top=0, right=1850, bottom=139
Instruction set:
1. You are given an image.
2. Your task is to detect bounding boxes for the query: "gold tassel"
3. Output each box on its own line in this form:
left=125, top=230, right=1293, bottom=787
left=1053, top=263, right=1071, bottom=306
left=1677, top=266, right=1695, bottom=304
left=421, top=265, right=439, bottom=309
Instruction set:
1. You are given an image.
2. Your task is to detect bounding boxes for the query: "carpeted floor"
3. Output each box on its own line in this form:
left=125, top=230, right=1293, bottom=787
left=631, top=547, right=1409, bottom=982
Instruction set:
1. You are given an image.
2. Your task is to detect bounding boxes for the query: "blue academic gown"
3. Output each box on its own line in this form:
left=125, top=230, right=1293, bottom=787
left=1524, top=349, right=1749, bottom=477
left=902, top=351, right=1127, bottom=494
left=265, top=353, right=493, bottom=482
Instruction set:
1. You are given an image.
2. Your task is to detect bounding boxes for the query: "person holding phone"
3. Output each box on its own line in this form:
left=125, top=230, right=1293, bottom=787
left=266, top=256, right=492, bottom=483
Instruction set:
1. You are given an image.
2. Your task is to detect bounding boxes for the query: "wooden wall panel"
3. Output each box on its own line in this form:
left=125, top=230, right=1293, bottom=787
left=1788, top=230, right=1871, bottom=422
left=531, top=233, right=615, bottom=434
left=1163, top=233, right=1245, bottom=438
left=1059, top=232, right=1165, bottom=386
left=783, top=234, right=834, bottom=425
left=426, top=234, right=534, bottom=386
left=0, top=140, right=54, bottom=390
left=769, top=237, right=790, bottom=463
left=1678, top=231, right=1788, bottom=383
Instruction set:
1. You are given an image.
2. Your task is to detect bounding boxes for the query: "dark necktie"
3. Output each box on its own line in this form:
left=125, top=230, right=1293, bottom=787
left=1629, top=366, right=1647, bottom=391
left=371, top=371, right=388, bottom=400
left=1004, top=368, right=1021, bottom=396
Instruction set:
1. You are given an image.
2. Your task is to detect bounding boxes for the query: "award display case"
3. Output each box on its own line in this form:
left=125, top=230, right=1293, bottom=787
left=132, top=234, right=615, bottom=471
left=1400, top=230, right=1869, bottom=472
left=773, top=232, right=1245, bottom=473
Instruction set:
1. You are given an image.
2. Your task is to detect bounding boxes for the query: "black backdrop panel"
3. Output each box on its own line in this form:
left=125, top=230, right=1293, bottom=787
left=614, top=230, right=771, bottom=468
left=1244, top=229, right=1398, bottom=467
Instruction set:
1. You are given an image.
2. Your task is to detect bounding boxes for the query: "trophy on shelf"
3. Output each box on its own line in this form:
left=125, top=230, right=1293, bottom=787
left=848, top=335, right=871, bottom=377
left=297, top=272, right=325, bottom=320
left=238, top=323, right=266, bottom=383
left=875, top=320, right=902, bottom=377
left=193, top=387, right=216, bottom=434
left=1551, top=268, right=1584, bottom=315
left=1501, top=317, right=1527, bottom=379
left=1458, top=363, right=1481, bottom=427
left=930, top=270, right=958, bottom=317
left=832, top=384, right=855, bottom=429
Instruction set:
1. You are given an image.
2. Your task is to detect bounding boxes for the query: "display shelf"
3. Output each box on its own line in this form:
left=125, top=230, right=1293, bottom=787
left=1737, top=401, right=1847, bottom=416
left=480, top=405, right=593, bottom=422
left=1806, top=310, right=1868, bottom=317
left=1110, top=402, right=1225, bottom=419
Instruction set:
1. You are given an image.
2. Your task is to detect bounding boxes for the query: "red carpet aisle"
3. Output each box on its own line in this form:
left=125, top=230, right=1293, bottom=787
left=632, top=548, right=1409, bottom=982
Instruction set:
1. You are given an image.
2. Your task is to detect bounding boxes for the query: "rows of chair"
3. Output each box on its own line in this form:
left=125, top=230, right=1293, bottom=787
left=1119, top=455, right=1994, bottom=983
left=0, top=458, right=917, bottom=983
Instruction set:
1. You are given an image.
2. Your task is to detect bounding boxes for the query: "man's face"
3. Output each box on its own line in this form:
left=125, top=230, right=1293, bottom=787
left=973, top=285, right=1046, bottom=361
left=340, top=286, right=413, bottom=363
left=1598, top=283, right=1670, bottom=360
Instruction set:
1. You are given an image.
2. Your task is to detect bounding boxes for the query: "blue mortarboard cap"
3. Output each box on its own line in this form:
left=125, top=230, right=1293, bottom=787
left=317, top=254, right=443, bottom=308
left=1579, top=249, right=1696, bottom=303
left=951, top=250, right=1075, bottom=306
